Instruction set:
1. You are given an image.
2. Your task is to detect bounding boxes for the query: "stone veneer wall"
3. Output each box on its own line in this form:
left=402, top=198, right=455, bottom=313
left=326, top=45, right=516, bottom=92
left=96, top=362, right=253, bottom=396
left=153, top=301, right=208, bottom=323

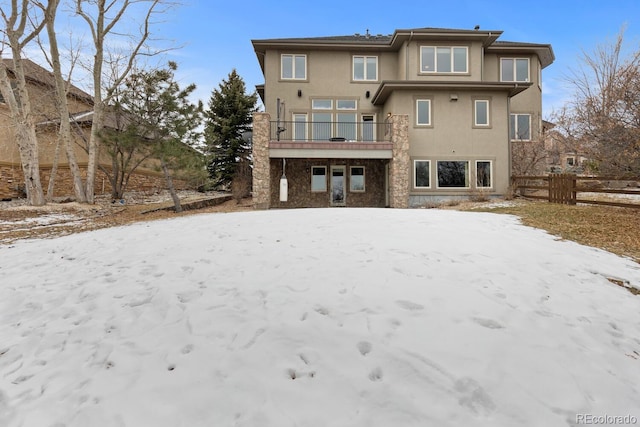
left=1, top=164, right=188, bottom=201
left=389, top=115, right=410, bottom=208
left=269, top=158, right=388, bottom=208
left=252, top=112, right=271, bottom=209
left=0, top=164, right=22, bottom=199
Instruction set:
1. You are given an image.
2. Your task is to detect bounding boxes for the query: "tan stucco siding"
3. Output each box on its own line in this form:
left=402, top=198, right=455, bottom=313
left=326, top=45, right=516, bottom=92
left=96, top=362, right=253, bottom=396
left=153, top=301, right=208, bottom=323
left=385, top=89, right=511, bottom=196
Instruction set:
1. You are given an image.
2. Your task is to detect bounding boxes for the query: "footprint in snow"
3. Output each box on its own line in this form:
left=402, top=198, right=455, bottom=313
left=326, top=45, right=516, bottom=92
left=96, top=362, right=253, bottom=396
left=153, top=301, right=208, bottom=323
left=368, top=367, right=383, bottom=382
left=357, top=341, right=372, bottom=356
left=455, top=377, right=496, bottom=415
left=472, top=317, right=504, bottom=329
left=395, top=300, right=424, bottom=311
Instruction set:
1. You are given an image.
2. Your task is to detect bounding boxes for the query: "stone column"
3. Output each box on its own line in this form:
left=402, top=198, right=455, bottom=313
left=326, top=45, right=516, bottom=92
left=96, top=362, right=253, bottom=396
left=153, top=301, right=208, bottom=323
left=389, top=114, right=410, bottom=208
left=252, top=112, right=271, bottom=209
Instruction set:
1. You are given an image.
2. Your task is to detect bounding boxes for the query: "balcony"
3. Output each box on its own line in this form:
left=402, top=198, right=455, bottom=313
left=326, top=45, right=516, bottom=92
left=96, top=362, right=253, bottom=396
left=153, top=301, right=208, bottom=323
left=268, top=120, right=393, bottom=159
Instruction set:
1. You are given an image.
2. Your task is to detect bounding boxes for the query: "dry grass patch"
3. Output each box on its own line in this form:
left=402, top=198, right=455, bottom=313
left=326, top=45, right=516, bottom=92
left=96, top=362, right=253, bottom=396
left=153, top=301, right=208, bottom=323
left=472, top=201, right=640, bottom=264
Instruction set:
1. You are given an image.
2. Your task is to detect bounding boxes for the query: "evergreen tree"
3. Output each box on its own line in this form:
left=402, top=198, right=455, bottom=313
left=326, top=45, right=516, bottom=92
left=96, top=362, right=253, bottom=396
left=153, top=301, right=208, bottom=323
left=204, top=70, right=258, bottom=188
left=111, top=61, right=204, bottom=211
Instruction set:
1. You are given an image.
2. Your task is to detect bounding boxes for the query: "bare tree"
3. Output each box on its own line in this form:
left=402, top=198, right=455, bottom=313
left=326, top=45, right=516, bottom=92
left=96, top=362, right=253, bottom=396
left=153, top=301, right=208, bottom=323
left=75, top=0, right=168, bottom=203
left=561, top=28, right=640, bottom=177
left=510, top=112, right=550, bottom=176
left=34, top=0, right=88, bottom=202
left=0, top=0, right=46, bottom=205
left=511, top=140, right=550, bottom=179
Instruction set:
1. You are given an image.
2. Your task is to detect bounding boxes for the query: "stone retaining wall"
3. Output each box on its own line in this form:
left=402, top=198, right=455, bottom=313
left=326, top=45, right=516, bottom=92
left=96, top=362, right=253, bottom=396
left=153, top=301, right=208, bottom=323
left=0, top=164, right=188, bottom=201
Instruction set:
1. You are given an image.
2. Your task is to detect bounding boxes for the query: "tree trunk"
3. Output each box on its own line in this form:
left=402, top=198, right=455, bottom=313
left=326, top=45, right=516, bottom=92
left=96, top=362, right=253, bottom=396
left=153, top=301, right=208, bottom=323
left=85, top=101, right=103, bottom=203
left=46, top=132, right=62, bottom=201
left=0, top=57, right=45, bottom=206
left=44, top=0, right=87, bottom=202
left=15, top=122, right=46, bottom=205
left=161, top=159, right=182, bottom=213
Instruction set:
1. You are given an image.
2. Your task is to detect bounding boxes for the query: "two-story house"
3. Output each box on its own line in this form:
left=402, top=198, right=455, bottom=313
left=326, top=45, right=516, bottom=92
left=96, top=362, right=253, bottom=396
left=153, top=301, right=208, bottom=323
left=251, top=27, right=554, bottom=208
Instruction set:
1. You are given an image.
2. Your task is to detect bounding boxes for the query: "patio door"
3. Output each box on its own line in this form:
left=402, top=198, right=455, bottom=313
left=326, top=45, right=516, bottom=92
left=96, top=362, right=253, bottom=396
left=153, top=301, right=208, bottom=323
left=331, top=166, right=346, bottom=206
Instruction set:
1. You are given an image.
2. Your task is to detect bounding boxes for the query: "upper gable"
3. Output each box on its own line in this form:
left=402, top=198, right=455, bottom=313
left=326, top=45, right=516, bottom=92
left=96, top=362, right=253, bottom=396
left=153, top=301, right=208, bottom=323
left=252, top=27, right=554, bottom=84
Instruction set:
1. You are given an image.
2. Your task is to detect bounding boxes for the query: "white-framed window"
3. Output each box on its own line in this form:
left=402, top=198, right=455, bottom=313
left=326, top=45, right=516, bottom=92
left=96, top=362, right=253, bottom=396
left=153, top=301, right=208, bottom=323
left=311, top=99, right=359, bottom=141
left=416, top=99, right=431, bottom=126
left=510, top=114, right=531, bottom=140
left=312, top=99, right=332, bottom=109
left=474, top=100, right=490, bottom=127
left=421, top=46, right=468, bottom=73
left=350, top=166, right=365, bottom=192
left=476, top=161, right=492, bottom=188
left=437, top=161, right=470, bottom=188
left=281, top=54, right=307, bottom=80
left=336, top=99, right=357, bottom=110
left=311, top=166, right=327, bottom=192
left=362, top=115, right=375, bottom=141
left=501, top=58, right=529, bottom=82
left=336, top=113, right=357, bottom=140
left=353, top=56, right=378, bottom=81
left=293, top=113, right=308, bottom=141
left=414, top=160, right=431, bottom=189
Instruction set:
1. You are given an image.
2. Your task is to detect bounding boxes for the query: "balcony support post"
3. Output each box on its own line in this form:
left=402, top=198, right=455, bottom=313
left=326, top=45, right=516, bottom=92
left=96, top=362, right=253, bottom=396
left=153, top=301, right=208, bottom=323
left=389, top=114, right=410, bottom=208
left=252, top=112, right=271, bottom=209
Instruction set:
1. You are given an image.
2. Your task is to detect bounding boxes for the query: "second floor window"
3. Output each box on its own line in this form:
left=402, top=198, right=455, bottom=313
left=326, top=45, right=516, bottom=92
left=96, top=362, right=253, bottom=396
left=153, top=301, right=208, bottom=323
left=510, top=113, right=531, bottom=141
left=416, top=99, right=432, bottom=126
left=474, top=100, right=490, bottom=127
left=501, top=58, right=529, bottom=82
left=281, top=54, right=306, bottom=80
left=421, top=46, right=468, bottom=73
left=311, top=99, right=358, bottom=141
left=353, top=56, right=377, bottom=81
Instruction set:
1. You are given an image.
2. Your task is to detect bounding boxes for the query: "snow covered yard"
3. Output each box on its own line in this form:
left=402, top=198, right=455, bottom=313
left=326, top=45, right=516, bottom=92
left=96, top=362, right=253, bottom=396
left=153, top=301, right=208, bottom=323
left=1, top=208, right=639, bottom=427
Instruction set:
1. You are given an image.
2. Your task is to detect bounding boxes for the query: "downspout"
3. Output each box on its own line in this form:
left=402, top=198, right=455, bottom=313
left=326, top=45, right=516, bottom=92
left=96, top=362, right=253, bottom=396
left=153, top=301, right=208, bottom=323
left=405, top=31, right=414, bottom=80
left=482, top=32, right=492, bottom=81
left=507, top=93, right=512, bottom=183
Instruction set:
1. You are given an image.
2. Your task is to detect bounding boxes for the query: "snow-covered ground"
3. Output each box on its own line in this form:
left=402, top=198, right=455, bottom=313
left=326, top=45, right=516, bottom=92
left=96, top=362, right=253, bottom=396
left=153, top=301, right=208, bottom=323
left=1, top=208, right=639, bottom=427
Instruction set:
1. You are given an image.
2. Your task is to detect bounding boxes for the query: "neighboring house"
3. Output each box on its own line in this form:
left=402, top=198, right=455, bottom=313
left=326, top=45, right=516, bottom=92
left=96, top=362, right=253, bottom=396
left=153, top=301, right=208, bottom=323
left=543, top=121, right=590, bottom=173
left=0, top=59, right=177, bottom=200
left=251, top=27, right=554, bottom=208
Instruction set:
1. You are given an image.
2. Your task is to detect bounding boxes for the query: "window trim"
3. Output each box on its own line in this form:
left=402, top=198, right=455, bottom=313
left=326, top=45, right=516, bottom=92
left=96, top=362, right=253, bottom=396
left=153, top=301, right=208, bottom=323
left=292, top=113, right=308, bottom=141
left=436, top=160, right=470, bottom=189
left=311, top=98, right=359, bottom=141
left=361, top=114, right=375, bottom=141
left=336, top=99, right=357, bottom=110
left=352, top=55, right=378, bottom=81
left=420, top=46, right=468, bottom=74
left=500, top=57, right=530, bottom=82
left=311, top=166, right=327, bottom=192
left=281, top=54, right=307, bottom=80
left=416, top=99, right=432, bottom=126
left=413, top=159, right=431, bottom=189
left=349, top=166, right=365, bottom=192
left=475, top=160, right=493, bottom=189
left=473, top=99, right=490, bottom=127
left=510, top=113, right=532, bottom=141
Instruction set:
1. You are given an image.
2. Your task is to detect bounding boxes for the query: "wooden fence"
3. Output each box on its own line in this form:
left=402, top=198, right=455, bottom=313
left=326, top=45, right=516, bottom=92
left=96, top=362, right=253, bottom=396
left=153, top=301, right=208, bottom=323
left=511, top=174, right=640, bottom=209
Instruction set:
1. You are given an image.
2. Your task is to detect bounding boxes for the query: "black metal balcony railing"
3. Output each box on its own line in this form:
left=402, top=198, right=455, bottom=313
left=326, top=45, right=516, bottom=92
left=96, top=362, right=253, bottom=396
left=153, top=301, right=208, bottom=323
left=270, top=121, right=391, bottom=142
